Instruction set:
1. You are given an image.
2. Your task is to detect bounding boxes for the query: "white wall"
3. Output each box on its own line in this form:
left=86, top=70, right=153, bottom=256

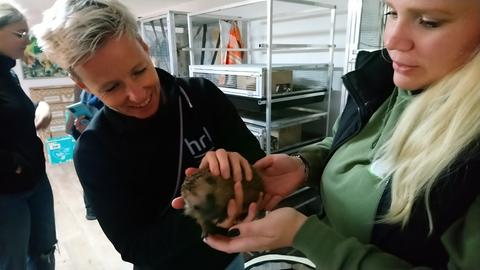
left=246, top=10, right=347, bottom=68
left=139, top=0, right=347, bottom=19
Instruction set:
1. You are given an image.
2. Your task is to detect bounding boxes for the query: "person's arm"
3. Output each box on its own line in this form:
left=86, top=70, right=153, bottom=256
left=294, top=215, right=412, bottom=269
left=34, top=101, right=52, bottom=130
left=296, top=119, right=337, bottom=188
left=204, top=206, right=412, bottom=269
left=441, top=194, right=480, bottom=269
left=204, top=195, right=480, bottom=269
left=294, top=195, right=480, bottom=269
left=74, top=131, right=216, bottom=267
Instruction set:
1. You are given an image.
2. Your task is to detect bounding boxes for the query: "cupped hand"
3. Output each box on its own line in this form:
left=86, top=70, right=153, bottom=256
left=204, top=207, right=307, bottom=253
left=253, top=154, right=306, bottom=210
left=216, top=182, right=266, bottom=229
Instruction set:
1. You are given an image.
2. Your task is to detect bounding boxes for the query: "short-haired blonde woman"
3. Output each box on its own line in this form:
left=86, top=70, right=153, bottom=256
left=0, top=2, right=56, bottom=269
left=36, top=0, right=264, bottom=269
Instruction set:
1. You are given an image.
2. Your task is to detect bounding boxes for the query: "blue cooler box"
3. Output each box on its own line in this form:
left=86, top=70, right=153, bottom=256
left=46, top=135, right=76, bottom=164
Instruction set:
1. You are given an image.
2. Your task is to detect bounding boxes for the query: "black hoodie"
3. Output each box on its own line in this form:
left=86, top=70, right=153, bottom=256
left=74, top=68, right=265, bottom=269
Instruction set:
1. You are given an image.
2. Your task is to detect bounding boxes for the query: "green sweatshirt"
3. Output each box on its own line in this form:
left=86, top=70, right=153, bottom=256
left=294, top=88, right=480, bottom=269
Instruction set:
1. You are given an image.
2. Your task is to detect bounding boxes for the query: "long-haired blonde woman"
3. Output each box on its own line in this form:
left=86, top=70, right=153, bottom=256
left=196, top=0, right=480, bottom=268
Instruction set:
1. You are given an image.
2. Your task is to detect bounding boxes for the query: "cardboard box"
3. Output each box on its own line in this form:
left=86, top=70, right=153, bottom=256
left=246, top=123, right=302, bottom=151
left=45, top=135, right=76, bottom=164
left=270, top=70, right=293, bottom=94
left=271, top=125, right=302, bottom=149
left=236, top=70, right=293, bottom=94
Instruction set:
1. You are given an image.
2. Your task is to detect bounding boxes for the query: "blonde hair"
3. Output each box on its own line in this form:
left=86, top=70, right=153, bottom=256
left=34, top=0, right=138, bottom=70
left=375, top=51, right=480, bottom=230
left=0, top=1, right=25, bottom=29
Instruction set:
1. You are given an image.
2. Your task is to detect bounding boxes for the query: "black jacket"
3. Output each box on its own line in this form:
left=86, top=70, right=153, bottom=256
left=332, top=49, right=480, bottom=268
left=0, top=54, right=46, bottom=194
left=74, top=68, right=265, bottom=269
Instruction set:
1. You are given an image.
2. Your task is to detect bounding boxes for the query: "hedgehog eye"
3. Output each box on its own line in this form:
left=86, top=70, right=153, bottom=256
left=193, top=205, right=201, bottom=211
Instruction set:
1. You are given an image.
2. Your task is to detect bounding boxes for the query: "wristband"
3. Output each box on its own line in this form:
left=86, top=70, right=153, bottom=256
left=291, top=154, right=310, bottom=183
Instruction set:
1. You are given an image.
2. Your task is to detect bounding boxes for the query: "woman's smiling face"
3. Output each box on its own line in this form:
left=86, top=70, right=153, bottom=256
left=73, top=35, right=161, bottom=119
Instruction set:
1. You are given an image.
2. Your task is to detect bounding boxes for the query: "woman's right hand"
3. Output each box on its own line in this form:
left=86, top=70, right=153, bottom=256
left=253, top=154, right=306, bottom=210
left=172, top=149, right=252, bottom=217
left=199, top=149, right=253, bottom=182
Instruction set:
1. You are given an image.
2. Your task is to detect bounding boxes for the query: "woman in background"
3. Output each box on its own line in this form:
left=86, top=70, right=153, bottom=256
left=0, top=2, right=56, bottom=269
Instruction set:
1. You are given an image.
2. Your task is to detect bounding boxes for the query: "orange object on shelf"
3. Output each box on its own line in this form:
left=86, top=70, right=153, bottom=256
left=225, top=21, right=243, bottom=64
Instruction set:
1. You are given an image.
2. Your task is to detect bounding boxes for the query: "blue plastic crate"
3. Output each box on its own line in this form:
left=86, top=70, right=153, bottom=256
left=46, top=135, right=76, bottom=164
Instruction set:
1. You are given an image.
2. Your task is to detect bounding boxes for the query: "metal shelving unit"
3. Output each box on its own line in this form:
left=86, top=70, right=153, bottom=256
left=139, top=11, right=190, bottom=77
left=187, top=0, right=336, bottom=154
left=189, top=64, right=329, bottom=99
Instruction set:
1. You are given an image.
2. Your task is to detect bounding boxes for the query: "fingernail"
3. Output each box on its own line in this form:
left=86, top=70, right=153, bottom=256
left=227, top=228, right=240, bottom=237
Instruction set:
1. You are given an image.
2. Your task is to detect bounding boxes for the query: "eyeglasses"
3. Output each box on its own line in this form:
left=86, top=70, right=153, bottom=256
left=9, top=30, right=29, bottom=40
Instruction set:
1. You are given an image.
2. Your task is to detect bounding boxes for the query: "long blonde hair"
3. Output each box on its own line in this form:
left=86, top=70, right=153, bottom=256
left=375, top=51, right=480, bottom=230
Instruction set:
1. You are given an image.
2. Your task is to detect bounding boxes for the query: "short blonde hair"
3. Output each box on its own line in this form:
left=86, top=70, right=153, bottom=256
left=34, top=0, right=138, bottom=70
left=0, top=1, right=25, bottom=29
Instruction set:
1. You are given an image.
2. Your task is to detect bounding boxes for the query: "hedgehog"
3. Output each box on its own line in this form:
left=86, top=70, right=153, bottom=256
left=181, top=168, right=264, bottom=237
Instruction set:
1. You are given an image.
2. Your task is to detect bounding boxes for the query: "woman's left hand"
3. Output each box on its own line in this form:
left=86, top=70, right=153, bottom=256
left=34, top=101, right=52, bottom=130
left=204, top=207, right=307, bottom=253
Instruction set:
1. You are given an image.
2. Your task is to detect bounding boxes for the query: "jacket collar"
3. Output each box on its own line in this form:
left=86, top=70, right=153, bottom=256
left=341, top=49, right=396, bottom=117
left=0, top=54, right=16, bottom=74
